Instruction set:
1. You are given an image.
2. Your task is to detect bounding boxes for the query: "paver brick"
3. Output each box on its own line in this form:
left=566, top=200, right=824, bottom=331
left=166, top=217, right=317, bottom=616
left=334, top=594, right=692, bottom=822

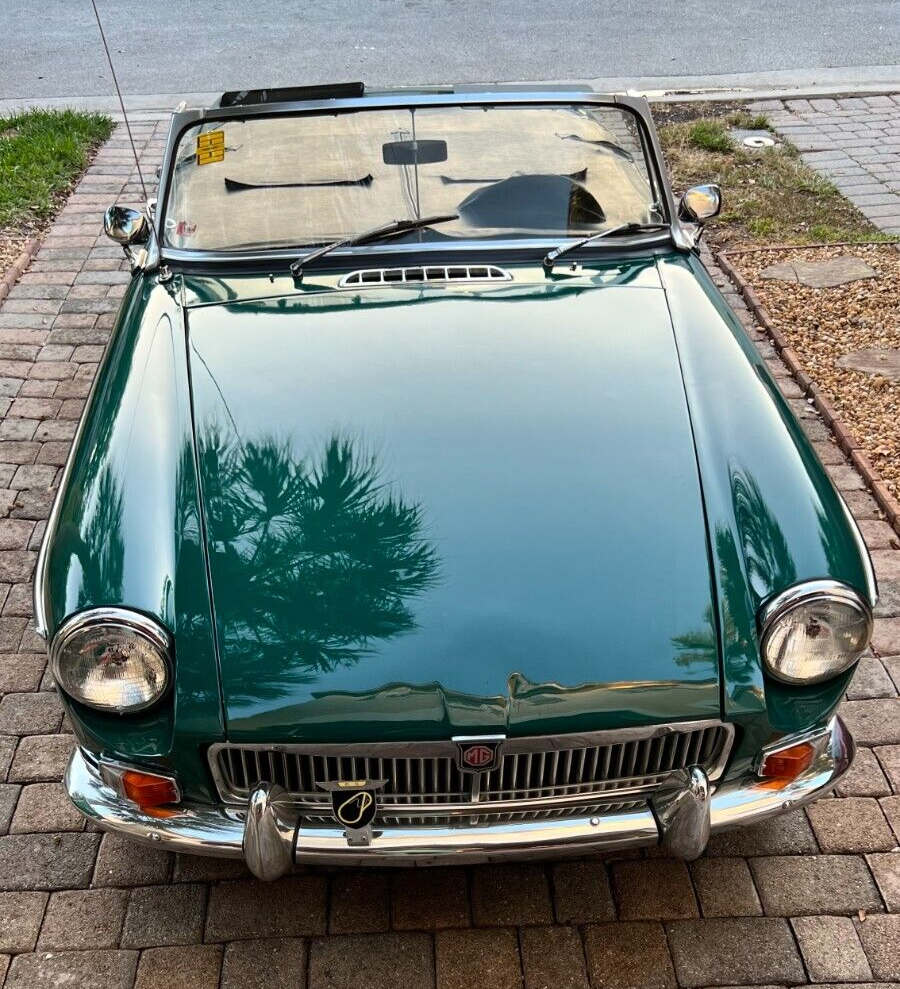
left=436, top=928, right=519, bottom=989
left=0, top=783, right=19, bottom=833
left=0, top=831, right=98, bottom=890
left=134, top=945, right=223, bottom=989
left=0, top=652, right=45, bottom=692
left=0, top=693, right=62, bottom=734
left=0, top=890, right=48, bottom=951
left=39, top=888, right=128, bottom=949
left=806, top=797, right=897, bottom=853
left=583, top=921, right=676, bottom=989
left=847, top=657, right=897, bottom=699
left=866, top=851, right=900, bottom=914
left=551, top=859, right=616, bottom=923
left=521, top=925, right=589, bottom=989
left=836, top=747, right=892, bottom=797
left=92, top=832, right=172, bottom=887
left=311, top=932, right=434, bottom=989
left=706, top=808, right=817, bottom=856
left=882, top=795, right=900, bottom=841
left=792, top=916, right=873, bottom=982
left=391, top=867, right=469, bottom=930
left=667, top=917, right=805, bottom=987
left=121, top=883, right=207, bottom=947
left=855, top=915, right=900, bottom=980
left=841, top=700, right=900, bottom=747
left=171, top=852, right=250, bottom=883
left=10, top=781, right=85, bottom=833
left=612, top=858, right=699, bottom=920
left=8, top=733, right=72, bottom=782
left=327, top=870, right=390, bottom=934
left=691, top=857, right=762, bottom=917
left=205, top=876, right=327, bottom=941
left=4, top=949, right=139, bottom=989
left=751, top=855, right=884, bottom=916
left=221, top=938, right=308, bottom=989
left=470, top=863, right=553, bottom=926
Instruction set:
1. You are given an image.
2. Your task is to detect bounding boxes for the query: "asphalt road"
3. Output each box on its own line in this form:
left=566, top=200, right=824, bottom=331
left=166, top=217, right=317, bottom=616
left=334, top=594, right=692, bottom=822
left=2, top=0, right=898, bottom=101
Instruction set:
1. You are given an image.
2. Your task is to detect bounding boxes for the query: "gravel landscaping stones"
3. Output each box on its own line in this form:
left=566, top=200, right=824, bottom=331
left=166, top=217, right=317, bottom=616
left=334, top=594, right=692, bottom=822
left=729, top=244, right=900, bottom=503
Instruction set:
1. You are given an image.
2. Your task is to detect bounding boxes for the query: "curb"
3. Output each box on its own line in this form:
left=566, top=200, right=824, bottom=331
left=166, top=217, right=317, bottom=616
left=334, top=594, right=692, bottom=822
left=718, top=245, right=900, bottom=536
left=0, top=234, right=42, bottom=305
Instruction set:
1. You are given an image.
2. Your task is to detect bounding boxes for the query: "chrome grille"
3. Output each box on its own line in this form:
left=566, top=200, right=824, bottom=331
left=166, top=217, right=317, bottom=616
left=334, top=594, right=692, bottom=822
left=338, top=264, right=511, bottom=288
left=210, top=721, right=732, bottom=821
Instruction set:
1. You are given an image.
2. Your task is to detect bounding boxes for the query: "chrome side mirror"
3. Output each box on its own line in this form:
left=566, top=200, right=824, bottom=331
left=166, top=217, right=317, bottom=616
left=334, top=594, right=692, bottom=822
left=679, top=184, right=722, bottom=223
left=103, top=205, right=149, bottom=246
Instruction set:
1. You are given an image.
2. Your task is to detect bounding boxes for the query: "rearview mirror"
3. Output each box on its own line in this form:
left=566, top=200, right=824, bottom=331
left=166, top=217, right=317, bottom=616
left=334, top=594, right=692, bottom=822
left=382, top=139, right=448, bottom=165
left=679, top=184, right=722, bottom=223
left=104, top=205, right=149, bottom=246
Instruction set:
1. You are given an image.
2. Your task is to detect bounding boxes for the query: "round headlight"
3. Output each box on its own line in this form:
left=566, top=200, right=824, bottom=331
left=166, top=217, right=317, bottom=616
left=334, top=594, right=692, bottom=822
left=759, top=581, right=872, bottom=685
left=50, top=609, right=172, bottom=712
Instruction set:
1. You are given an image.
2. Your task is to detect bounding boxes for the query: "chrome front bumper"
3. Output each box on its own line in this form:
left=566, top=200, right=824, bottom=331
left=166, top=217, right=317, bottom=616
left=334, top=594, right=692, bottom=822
left=65, top=716, right=853, bottom=879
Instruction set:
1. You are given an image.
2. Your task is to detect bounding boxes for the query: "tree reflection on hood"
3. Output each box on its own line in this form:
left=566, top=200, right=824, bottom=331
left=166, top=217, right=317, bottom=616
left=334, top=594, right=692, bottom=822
left=199, top=430, right=440, bottom=696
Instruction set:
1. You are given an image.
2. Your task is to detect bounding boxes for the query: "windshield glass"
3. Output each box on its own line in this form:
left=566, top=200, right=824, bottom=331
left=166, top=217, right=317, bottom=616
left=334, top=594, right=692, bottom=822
left=163, top=104, right=663, bottom=252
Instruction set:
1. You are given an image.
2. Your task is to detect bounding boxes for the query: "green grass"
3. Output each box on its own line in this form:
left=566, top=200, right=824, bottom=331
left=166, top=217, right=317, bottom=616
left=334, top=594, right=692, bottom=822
left=659, top=114, right=894, bottom=247
left=686, top=120, right=733, bottom=153
left=725, top=110, right=772, bottom=131
left=0, top=109, right=114, bottom=230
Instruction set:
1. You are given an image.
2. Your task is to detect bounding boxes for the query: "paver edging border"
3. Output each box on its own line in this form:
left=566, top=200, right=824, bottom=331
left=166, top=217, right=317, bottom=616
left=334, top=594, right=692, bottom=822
left=0, top=234, right=42, bottom=304
left=717, top=244, right=900, bottom=536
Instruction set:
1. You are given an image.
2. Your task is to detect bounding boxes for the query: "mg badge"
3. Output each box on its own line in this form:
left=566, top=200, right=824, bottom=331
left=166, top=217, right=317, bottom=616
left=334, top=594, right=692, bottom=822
left=318, top=779, right=387, bottom=846
left=453, top=735, right=505, bottom=774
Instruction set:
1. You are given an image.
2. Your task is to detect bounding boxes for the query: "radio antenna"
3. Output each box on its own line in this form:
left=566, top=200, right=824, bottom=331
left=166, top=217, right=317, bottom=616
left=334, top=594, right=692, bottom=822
left=89, top=0, right=149, bottom=203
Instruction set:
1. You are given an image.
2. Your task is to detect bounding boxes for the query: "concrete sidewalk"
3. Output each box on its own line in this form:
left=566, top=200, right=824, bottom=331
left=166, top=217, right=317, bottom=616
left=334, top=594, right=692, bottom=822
left=752, top=94, right=900, bottom=235
left=0, top=108, right=898, bottom=989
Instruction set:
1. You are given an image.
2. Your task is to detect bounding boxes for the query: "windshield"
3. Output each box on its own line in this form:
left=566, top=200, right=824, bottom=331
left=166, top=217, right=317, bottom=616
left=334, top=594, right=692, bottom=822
left=163, top=104, right=663, bottom=252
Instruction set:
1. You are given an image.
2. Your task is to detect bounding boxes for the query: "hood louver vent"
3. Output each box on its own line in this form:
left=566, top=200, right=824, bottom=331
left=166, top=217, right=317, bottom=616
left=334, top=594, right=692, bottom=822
left=339, top=264, right=512, bottom=288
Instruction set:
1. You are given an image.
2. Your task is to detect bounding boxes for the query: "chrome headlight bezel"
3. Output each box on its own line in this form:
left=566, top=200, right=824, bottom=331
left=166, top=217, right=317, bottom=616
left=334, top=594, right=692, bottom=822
left=758, top=580, right=872, bottom=685
left=50, top=608, right=173, bottom=713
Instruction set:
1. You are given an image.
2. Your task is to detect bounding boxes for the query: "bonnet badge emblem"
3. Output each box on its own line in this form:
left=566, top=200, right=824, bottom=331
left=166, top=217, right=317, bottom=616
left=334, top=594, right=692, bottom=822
left=318, top=779, right=387, bottom=846
left=453, top=735, right=505, bottom=774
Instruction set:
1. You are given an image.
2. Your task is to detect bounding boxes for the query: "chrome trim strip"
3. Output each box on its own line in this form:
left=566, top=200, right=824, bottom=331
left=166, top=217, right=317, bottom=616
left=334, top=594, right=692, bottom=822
left=233, top=781, right=665, bottom=819
left=337, top=264, right=513, bottom=288
left=758, top=579, right=874, bottom=685
left=64, top=716, right=852, bottom=869
left=207, top=720, right=735, bottom=805
left=160, top=233, right=672, bottom=269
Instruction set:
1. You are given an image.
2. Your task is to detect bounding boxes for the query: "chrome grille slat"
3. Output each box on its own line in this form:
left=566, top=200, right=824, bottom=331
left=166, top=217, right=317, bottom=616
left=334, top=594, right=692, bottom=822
left=339, top=264, right=512, bottom=288
left=211, top=721, right=734, bottom=826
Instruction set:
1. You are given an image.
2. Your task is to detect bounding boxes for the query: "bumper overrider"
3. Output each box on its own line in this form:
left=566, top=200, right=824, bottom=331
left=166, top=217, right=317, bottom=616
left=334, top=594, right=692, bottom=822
left=65, top=716, right=853, bottom=879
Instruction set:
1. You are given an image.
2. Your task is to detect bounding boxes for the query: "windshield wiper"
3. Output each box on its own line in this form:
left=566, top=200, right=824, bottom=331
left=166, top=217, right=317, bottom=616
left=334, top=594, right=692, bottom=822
left=290, top=213, right=460, bottom=279
left=542, top=222, right=670, bottom=273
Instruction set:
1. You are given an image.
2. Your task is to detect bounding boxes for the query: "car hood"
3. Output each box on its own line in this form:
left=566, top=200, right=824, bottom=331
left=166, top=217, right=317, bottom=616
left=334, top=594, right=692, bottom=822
left=186, top=265, right=721, bottom=742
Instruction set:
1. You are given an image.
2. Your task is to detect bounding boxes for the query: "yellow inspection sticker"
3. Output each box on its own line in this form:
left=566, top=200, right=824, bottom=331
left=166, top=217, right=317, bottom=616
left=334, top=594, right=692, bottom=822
left=196, top=130, right=225, bottom=165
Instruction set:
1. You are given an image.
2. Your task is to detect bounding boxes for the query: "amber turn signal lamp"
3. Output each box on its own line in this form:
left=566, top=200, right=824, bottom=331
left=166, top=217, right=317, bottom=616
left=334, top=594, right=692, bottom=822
left=121, top=770, right=179, bottom=808
left=759, top=742, right=816, bottom=780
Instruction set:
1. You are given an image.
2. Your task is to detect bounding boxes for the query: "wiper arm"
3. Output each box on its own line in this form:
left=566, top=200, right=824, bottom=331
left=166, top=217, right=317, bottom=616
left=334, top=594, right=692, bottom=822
left=542, top=222, right=669, bottom=273
left=290, top=213, right=460, bottom=279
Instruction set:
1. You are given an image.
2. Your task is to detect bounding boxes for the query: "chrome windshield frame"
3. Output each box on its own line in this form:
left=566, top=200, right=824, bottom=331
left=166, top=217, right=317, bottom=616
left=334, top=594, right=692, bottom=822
left=155, top=91, right=692, bottom=264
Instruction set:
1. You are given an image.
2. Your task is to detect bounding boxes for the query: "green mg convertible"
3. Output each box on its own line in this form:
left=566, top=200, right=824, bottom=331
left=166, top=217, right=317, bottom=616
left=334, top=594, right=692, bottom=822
left=35, top=85, right=876, bottom=879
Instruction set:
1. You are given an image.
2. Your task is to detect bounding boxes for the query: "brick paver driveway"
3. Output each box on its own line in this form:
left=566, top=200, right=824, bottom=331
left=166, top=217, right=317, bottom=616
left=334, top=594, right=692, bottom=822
left=751, top=94, right=900, bottom=235
left=0, top=117, right=898, bottom=989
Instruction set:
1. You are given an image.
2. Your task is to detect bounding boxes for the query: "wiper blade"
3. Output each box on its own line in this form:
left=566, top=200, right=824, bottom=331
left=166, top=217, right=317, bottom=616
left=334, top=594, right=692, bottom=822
left=542, top=222, right=670, bottom=272
left=290, top=213, right=460, bottom=279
